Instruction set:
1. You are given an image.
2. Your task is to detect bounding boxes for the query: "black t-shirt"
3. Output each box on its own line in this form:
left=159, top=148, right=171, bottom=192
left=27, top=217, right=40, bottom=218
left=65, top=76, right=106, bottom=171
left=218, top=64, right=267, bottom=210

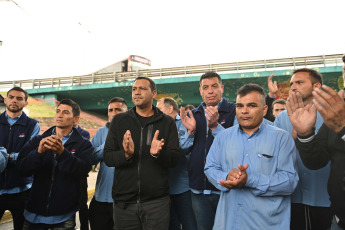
left=135, top=112, right=154, bottom=127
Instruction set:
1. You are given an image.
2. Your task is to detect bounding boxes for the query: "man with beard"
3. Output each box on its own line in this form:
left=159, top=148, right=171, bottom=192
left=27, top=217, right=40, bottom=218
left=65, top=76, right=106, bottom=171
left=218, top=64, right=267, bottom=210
left=274, top=68, right=333, bottom=230
left=104, top=77, right=180, bottom=230
left=0, top=87, right=40, bottom=230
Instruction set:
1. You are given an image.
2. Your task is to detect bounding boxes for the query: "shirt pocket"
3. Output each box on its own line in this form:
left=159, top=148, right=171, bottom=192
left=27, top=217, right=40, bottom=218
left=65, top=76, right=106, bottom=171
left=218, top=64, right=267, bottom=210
left=256, top=153, right=276, bottom=175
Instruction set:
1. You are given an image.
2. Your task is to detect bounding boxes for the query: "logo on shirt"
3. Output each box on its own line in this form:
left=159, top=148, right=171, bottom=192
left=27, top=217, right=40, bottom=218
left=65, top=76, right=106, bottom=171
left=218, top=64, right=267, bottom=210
left=19, top=133, right=25, bottom=138
left=71, top=149, right=76, bottom=154
left=220, top=119, right=226, bottom=124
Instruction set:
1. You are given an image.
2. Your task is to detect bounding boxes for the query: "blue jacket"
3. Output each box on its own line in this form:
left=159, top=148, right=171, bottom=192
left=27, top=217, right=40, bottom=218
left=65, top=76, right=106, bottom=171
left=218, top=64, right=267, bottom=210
left=188, top=98, right=236, bottom=190
left=17, top=126, right=92, bottom=216
left=0, top=112, right=39, bottom=190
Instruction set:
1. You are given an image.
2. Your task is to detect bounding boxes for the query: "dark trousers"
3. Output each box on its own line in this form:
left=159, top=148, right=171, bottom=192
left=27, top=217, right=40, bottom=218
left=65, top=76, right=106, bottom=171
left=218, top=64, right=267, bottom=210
left=191, top=192, right=219, bottom=230
left=22, top=215, right=75, bottom=230
left=0, top=189, right=31, bottom=230
left=89, top=197, right=114, bottom=230
left=79, top=177, right=89, bottom=230
left=113, top=196, right=170, bottom=230
left=290, top=203, right=333, bottom=230
left=169, top=191, right=197, bottom=230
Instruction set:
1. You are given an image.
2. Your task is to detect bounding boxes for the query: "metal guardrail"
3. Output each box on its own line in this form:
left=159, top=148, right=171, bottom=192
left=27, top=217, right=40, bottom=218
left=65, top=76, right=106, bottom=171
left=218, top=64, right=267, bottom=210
left=0, top=54, right=343, bottom=90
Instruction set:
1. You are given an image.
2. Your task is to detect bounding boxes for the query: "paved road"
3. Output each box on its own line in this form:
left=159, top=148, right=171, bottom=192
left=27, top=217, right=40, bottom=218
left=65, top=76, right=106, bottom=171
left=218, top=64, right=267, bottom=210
left=0, top=170, right=98, bottom=230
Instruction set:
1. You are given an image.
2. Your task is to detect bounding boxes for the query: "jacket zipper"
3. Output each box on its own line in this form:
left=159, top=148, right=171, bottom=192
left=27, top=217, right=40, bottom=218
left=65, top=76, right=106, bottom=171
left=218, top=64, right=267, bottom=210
left=45, top=159, right=56, bottom=215
left=204, top=119, right=208, bottom=189
left=3, top=126, right=12, bottom=188
left=137, top=127, right=143, bottom=203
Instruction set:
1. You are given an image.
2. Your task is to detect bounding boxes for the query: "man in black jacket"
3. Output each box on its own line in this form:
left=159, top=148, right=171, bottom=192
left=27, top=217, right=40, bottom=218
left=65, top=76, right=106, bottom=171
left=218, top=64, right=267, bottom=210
left=103, top=76, right=180, bottom=230
left=17, top=99, right=92, bottom=230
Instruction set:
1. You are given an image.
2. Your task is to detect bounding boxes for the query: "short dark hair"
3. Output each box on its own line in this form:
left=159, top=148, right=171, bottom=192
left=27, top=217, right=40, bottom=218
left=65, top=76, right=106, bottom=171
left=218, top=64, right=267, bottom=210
left=292, top=68, right=323, bottom=85
left=159, top=97, right=179, bottom=113
left=185, top=104, right=195, bottom=111
left=236, top=84, right=266, bottom=105
left=135, top=77, right=157, bottom=91
left=272, top=99, right=286, bottom=108
left=7, top=87, right=29, bottom=102
left=236, top=84, right=265, bottom=97
left=58, top=99, right=81, bottom=117
left=108, top=97, right=127, bottom=108
left=199, top=71, right=222, bottom=86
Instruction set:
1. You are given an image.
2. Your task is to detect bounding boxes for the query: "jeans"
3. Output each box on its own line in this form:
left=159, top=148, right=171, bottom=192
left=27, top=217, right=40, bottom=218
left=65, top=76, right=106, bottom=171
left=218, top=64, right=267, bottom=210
left=22, top=215, right=75, bottom=230
left=191, top=193, right=219, bottom=230
left=113, top=195, right=170, bottom=230
left=169, top=191, right=197, bottom=230
left=89, top=197, right=114, bottom=230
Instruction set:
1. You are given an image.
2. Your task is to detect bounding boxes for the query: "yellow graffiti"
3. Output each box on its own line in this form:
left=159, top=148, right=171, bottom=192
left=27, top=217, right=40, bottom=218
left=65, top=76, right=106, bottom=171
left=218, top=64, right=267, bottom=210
left=156, top=93, right=184, bottom=104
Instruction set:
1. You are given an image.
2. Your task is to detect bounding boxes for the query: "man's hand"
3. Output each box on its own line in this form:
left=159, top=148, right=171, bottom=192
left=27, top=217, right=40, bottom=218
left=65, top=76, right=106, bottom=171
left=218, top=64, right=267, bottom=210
left=286, top=90, right=317, bottom=136
left=205, top=106, right=219, bottom=131
left=150, top=130, right=165, bottom=156
left=312, top=86, right=345, bottom=133
left=268, top=74, right=278, bottom=97
left=47, top=135, right=64, bottom=155
left=219, top=164, right=249, bottom=189
left=180, top=107, right=196, bottom=134
left=37, top=135, right=64, bottom=154
left=123, top=130, right=134, bottom=159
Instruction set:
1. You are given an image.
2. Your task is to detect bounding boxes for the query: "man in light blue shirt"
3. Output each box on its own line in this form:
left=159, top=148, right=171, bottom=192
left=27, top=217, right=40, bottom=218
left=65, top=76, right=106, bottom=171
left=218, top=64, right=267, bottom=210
left=205, top=84, right=298, bottom=230
left=0, top=87, right=40, bottom=230
left=89, top=97, right=127, bottom=230
left=274, top=68, right=332, bottom=230
left=157, top=97, right=197, bottom=230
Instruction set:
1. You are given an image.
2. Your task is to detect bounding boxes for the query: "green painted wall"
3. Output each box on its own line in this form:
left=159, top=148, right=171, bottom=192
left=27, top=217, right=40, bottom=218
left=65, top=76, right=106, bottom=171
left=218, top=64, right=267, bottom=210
left=27, top=66, right=344, bottom=114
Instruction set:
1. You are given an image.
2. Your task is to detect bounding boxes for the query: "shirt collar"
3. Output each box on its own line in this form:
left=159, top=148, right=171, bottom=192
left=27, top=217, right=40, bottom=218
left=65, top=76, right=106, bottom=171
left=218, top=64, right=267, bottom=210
left=5, top=112, right=22, bottom=121
left=238, top=120, right=265, bottom=137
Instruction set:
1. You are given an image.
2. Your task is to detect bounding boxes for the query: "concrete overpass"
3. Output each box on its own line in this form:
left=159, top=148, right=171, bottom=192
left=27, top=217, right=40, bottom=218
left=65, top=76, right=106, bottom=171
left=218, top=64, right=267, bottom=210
left=0, top=54, right=343, bottom=116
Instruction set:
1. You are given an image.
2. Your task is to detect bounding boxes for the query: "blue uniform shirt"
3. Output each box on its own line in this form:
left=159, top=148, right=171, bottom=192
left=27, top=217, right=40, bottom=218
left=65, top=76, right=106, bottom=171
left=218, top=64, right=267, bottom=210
left=204, top=122, right=298, bottom=230
left=91, top=125, right=114, bottom=203
left=274, top=110, right=331, bottom=207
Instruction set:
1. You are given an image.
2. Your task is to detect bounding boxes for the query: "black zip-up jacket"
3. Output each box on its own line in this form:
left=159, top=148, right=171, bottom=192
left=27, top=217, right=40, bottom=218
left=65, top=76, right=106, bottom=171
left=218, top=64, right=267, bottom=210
left=17, top=126, right=92, bottom=216
left=103, top=105, right=180, bottom=203
left=296, top=124, right=345, bottom=224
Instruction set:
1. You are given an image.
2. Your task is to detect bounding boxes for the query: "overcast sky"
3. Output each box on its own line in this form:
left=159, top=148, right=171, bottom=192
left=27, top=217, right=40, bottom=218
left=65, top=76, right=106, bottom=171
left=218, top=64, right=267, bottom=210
left=0, top=0, right=343, bottom=81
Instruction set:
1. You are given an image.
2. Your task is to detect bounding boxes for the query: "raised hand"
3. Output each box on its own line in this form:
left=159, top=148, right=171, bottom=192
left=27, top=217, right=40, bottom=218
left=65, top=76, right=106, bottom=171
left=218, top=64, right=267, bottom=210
left=123, top=130, right=134, bottom=159
left=312, top=86, right=345, bottom=133
left=205, top=106, right=219, bottom=130
left=219, top=163, right=249, bottom=189
left=180, top=107, right=196, bottom=134
left=268, top=74, right=278, bottom=97
left=286, top=90, right=317, bottom=136
left=150, top=130, right=165, bottom=156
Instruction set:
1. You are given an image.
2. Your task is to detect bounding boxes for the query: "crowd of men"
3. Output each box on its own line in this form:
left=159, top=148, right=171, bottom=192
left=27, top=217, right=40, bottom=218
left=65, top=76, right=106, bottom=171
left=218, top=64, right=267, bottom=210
left=0, top=56, right=345, bottom=230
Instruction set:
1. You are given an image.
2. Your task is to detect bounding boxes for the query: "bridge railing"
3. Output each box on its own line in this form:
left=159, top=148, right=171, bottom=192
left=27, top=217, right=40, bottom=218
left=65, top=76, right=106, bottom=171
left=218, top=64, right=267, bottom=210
left=0, top=54, right=343, bottom=90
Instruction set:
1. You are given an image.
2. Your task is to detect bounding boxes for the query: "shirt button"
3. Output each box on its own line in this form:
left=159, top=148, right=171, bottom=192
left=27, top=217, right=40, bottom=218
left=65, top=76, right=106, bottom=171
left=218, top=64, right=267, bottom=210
left=246, top=154, right=248, bottom=157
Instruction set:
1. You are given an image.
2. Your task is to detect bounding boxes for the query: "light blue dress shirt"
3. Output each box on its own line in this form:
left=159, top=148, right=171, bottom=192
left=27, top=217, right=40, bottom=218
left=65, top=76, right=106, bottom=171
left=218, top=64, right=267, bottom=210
left=274, top=110, right=331, bottom=207
left=204, top=122, right=298, bottom=230
left=91, top=125, right=114, bottom=203
left=0, top=112, right=40, bottom=195
left=169, top=115, right=193, bottom=195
